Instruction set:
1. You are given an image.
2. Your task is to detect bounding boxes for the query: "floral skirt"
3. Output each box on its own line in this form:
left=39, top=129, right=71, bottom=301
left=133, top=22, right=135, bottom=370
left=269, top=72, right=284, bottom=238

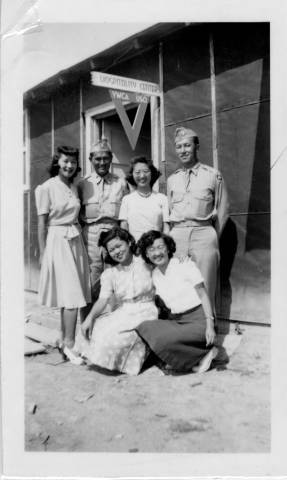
left=75, top=301, right=157, bottom=375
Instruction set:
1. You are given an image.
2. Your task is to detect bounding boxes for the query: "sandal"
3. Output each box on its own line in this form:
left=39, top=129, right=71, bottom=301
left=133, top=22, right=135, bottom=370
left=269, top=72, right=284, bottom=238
left=192, top=346, right=219, bottom=374
left=57, top=342, right=84, bottom=366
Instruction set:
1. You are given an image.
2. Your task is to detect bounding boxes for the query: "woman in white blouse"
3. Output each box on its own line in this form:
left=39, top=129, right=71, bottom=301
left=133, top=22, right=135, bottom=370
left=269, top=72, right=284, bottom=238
left=35, top=146, right=91, bottom=365
left=137, top=230, right=218, bottom=374
left=119, top=156, right=169, bottom=241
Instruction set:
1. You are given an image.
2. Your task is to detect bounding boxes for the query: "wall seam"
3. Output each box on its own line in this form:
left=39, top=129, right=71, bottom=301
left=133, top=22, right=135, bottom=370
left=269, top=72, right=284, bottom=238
left=209, top=30, right=218, bottom=170
left=51, top=96, right=55, bottom=155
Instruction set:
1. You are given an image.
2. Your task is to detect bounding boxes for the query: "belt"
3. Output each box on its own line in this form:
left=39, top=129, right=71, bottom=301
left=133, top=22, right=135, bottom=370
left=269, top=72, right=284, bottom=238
left=169, top=304, right=202, bottom=319
left=85, top=218, right=118, bottom=226
left=172, top=220, right=211, bottom=228
left=122, top=296, right=154, bottom=304
left=48, top=223, right=80, bottom=239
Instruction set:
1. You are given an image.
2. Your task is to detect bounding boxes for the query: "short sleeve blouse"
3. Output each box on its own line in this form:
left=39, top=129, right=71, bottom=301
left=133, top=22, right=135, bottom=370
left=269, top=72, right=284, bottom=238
left=99, top=256, right=154, bottom=302
left=119, top=191, right=169, bottom=241
left=152, top=257, right=204, bottom=314
left=35, top=177, right=81, bottom=225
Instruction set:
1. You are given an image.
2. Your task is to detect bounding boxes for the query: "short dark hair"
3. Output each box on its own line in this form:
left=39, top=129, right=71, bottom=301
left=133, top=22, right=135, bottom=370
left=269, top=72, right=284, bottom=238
left=98, top=227, right=137, bottom=265
left=126, top=156, right=161, bottom=188
left=89, top=150, right=112, bottom=161
left=48, top=146, right=81, bottom=180
left=137, top=230, right=176, bottom=265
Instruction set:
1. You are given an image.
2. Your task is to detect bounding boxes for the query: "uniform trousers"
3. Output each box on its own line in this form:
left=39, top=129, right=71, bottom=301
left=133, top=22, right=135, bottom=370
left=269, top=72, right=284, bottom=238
left=170, top=225, right=219, bottom=311
left=82, top=221, right=116, bottom=302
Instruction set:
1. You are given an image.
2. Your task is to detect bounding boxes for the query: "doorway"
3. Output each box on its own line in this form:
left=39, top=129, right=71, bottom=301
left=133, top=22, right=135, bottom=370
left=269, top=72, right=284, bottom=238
left=84, top=97, right=161, bottom=184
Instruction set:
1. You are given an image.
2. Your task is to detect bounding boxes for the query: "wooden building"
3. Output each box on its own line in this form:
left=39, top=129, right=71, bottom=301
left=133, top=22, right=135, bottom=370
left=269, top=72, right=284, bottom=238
left=23, top=22, right=270, bottom=323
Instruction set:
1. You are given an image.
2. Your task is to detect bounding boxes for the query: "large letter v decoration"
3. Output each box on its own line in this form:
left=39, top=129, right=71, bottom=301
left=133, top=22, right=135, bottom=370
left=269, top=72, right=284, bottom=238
left=109, top=90, right=148, bottom=150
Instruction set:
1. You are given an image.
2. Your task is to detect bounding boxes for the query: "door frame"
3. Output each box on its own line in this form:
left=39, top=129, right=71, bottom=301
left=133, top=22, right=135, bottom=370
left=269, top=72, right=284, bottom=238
left=84, top=96, right=162, bottom=189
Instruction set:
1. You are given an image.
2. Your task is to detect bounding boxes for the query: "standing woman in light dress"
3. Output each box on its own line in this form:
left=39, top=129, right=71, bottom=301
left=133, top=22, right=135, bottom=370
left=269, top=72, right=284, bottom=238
left=119, top=156, right=170, bottom=242
left=35, top=146, right=91, bottom=365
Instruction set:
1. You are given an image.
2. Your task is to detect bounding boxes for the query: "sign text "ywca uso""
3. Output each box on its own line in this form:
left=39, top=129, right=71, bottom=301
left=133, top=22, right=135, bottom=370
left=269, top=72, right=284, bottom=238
left=110, top=89, right=149, bottom=104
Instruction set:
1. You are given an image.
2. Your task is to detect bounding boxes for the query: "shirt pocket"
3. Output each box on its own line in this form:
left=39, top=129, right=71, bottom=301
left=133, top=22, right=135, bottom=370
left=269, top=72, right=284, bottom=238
left=103, top=200, right=121, bottom=218
left=171, top=190, right=184, bottom=205
left=190, top=190, right=214, bottom=217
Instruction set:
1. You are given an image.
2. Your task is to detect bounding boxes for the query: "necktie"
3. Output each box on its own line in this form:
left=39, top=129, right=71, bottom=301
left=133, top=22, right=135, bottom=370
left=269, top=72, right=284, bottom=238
left=185, top=169, right=192, bottom=190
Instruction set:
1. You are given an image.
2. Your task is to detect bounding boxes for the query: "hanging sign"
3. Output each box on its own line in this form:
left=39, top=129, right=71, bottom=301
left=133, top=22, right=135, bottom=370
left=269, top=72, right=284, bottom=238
left=91, top=71, right=161, bottom=150
left=109, top=89, right=148, bottom=150
left=91, top=71, right=161, bottom=96
left=109, top=89, right=149, bottom=104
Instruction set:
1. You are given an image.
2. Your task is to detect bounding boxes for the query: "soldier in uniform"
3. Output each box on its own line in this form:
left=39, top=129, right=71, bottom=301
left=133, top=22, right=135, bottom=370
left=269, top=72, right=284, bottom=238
left=167, top=127, right=229, bottom=313
left=78, top=138, right=128, bottom=311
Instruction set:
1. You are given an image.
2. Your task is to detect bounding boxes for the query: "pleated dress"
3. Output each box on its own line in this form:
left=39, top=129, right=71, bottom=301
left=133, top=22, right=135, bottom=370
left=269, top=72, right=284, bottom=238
left=136, top=257, right=213, bottom=372
left=75, top=256, right=158, bottom=375
left=35, top=176, right=91, bottom=308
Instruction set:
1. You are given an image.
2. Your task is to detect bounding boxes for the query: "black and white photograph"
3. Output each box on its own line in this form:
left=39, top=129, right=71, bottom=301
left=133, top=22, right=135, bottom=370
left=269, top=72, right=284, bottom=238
left=1, top=0, right=287, bottom=477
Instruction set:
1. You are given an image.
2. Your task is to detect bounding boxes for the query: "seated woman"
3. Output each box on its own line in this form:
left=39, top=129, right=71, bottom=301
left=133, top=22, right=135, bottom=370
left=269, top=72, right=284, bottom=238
left=76, top=227, right=158, bottom=375
left=119, top=156, right=169, bottom=241
left=137, top=230, right=218, bottom=374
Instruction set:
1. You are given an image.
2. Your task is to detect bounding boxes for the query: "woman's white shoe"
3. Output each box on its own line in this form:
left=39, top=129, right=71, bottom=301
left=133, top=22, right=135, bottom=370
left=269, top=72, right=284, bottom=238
left=63, top=346, right=85, bottom=366
left=192, top=346, right=218, bottom=374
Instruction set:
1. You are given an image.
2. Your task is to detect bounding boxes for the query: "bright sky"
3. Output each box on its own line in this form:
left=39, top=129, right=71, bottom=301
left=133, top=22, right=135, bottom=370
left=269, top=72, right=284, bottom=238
left=1, top=0, right=152, bottom=91
left=21, top=23, right=152, bottom=91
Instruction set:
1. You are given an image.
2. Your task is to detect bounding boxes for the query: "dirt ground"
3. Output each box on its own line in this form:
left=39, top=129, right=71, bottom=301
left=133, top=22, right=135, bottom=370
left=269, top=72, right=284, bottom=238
left=25, top=291, right=270, bottom=453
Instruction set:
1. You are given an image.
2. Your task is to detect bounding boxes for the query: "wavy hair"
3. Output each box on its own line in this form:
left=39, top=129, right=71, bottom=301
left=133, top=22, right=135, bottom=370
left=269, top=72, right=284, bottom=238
left=48, top=146, right=81, bottom=180
left=137, top=230, right=176, bottom=265
left=98, top=226, right=137, bottom=265
left=126, top=156, right=161, bottom=188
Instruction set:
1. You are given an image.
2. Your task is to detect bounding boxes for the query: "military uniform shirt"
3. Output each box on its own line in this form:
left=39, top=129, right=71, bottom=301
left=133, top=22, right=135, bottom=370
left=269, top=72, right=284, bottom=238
left=78, top=172, right=128, bottom=224
left=167, top=162, right=229, bottom=234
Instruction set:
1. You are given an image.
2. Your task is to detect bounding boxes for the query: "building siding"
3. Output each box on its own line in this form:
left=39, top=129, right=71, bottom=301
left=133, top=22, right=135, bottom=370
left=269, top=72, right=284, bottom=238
left=24, top=23, right=270, bottom=322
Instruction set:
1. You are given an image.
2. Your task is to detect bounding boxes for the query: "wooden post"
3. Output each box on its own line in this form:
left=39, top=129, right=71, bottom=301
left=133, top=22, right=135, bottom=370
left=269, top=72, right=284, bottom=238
left=159, top=42, right=167, bottom=192
left=51, top=97, right=55, bottom=156
left=209, top=31, right=218, bottom=170
left=150, top=95, right=160, bottom=192
left=79, top=78, right=84, bottom=175
left=23, top=109, right=31, bottom=289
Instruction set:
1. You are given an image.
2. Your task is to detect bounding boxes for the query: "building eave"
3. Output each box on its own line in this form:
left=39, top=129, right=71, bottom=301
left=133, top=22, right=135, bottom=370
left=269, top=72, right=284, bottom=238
left=23, top=22, right=193, bottom=105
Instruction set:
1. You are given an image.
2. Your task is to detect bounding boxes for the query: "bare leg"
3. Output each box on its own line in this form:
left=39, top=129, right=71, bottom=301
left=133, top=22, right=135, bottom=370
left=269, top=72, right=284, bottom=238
left=60, top=308, right=65, bottom=344
left=62, top=308, right=78, bottom=348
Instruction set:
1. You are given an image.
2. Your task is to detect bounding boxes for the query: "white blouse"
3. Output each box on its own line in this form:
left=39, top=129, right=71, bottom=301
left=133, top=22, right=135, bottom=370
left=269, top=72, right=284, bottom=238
left=152, top=257, right=204, bottom=314
left=119, top=191, right=169, bottom=241
left=35, top=177, right=80, bottom=225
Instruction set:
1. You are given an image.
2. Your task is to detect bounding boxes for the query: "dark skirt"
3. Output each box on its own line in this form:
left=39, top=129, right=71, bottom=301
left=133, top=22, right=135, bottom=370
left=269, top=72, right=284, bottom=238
left=136, top=304, right=211, bottom=372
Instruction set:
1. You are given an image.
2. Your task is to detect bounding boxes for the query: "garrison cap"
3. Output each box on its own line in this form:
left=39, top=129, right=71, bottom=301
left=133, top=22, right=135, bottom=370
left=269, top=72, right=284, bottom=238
left=174, top=127, right=198, bottom=143
left=90, top=137, right=112, bottom=155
